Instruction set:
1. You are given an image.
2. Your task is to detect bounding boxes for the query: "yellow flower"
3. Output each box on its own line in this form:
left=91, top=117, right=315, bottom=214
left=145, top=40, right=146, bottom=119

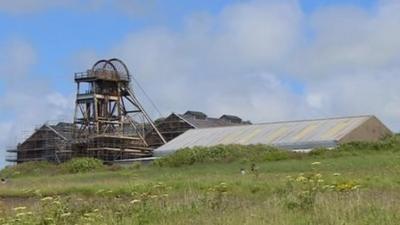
left=296, top=176, right=307, bottom=182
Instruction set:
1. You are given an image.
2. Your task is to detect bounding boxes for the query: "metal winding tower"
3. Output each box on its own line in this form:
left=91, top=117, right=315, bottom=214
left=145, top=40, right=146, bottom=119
left=73, top=58, right=166, bottom=161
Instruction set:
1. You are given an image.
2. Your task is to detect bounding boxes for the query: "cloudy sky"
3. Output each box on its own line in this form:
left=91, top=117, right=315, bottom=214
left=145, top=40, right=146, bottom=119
left=0, top=0, right=399, bottom=167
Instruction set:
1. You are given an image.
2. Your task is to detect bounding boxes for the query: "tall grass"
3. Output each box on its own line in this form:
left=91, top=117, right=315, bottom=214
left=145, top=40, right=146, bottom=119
left=1, top=136, right=400, bottom=224
left=0, top=158, right=108, bottom=178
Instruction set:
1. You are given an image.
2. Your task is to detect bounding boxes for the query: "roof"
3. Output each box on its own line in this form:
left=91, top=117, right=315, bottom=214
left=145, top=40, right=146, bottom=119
left=178, top=114, right=239, bottom=128
left=220, top=114, right=242, bottom=121
left=154, top=115, right=384, bottom=156
left=184, top=111, right=207, bottom=119
left=50, top=122, right=74, bottom=141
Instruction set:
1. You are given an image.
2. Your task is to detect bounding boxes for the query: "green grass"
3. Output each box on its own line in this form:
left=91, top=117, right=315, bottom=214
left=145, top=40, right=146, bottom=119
left=1, top=137, right=400, bottom=224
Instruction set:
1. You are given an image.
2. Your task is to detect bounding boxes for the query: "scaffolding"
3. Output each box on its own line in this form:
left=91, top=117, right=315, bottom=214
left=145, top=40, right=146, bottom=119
left=72, top=58, right=166, bottom=161
left=6, top=123, right=73, bottom=163
left=9, top=58, right=166, bottom=164
left=146, top=114, right=195, bottom=147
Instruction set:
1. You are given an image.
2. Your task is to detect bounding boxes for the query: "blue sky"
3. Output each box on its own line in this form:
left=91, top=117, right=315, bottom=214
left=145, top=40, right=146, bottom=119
left=1, top=0, right=400, bottom=167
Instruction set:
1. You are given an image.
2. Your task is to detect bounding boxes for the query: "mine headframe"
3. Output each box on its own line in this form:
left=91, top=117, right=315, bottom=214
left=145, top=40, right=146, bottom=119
left=72, top=58, right=166, bottom=161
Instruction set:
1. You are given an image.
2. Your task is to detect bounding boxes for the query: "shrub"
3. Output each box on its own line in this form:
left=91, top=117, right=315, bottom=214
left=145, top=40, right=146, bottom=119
left=279, top=162, right=360, bottom=210
left=0, top=161, right=58, bottom=178
left=153, top=144, right=301, bottom=167
left=62, top=158, right=104, bottom=173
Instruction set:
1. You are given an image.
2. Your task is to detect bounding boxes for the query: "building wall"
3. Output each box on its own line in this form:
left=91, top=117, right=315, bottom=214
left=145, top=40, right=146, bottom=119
left=13, top=126, right=72, bottom=163
left=339, top=116, right=392, bottom=143
left=146, top=114, right=194, bottom=147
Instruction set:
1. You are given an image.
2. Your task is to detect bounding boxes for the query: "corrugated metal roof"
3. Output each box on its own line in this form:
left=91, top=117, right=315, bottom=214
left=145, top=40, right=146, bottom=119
left=154, top=115, right=373, bottom=156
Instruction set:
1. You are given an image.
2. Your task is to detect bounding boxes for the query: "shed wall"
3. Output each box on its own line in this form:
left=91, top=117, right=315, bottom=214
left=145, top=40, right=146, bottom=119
left=339, top=116, right=392, bottom=143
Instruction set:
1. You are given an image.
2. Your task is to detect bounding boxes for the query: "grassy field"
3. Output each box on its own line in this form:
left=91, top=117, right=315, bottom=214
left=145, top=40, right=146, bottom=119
left=1, top=140, right=400, bottom=224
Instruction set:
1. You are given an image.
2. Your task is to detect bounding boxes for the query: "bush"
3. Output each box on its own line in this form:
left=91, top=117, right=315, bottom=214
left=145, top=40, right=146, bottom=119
left=154, top=135, right=400, bottom=168
left=62, top=158, right=104, bottom=173
left=153, top=144, right=301, bottom=167
left=0, top=161, right=58, bottom=178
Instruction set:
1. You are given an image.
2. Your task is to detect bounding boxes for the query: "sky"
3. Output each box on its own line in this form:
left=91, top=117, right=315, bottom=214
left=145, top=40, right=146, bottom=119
left=0, top=0, right=399, bottom=167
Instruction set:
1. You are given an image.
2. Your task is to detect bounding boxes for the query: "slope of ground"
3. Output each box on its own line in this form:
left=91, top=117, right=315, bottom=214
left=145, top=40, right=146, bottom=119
left=1, top=138, right=400, bottom=224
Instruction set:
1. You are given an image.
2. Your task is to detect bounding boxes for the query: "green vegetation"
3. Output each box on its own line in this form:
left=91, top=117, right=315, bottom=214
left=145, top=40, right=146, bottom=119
left=63, top=158, right=105, bottom=174
left=0, top=158, right=107, bottom=178
left=1, top=136, right=400, bottom=224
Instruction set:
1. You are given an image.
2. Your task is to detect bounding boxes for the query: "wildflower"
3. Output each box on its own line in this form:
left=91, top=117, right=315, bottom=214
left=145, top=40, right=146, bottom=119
left=93, top=209, right=99, bottom=212
left=84, top=213, right=92, bottom=217
left=161, top=194, right=169, bottom=198
left=333, top=173, right=341, bottom=176
left=13, top=206, right=27, bottom=211
left=315, top=173, right=322, bottom=178
left=311, top=162, right=321, bottom=166
left=96, top=189, right=105, bottom=194
left=130, top=199, right=141, bottom=204
left=61, top=212, right=71, bottom=217
left=296, top=176, right=307, bottom=182
left=41, top=196, right=54, bottom=201
left=317, top=179, right=324, bottom=183
left=322, top=185, right=331, bottom=190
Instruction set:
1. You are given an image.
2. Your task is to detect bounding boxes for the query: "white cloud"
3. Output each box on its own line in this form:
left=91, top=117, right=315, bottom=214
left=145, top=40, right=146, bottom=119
left=291, top=1, right=400, bottom=77
left=105, top=0, right=400, bottom=133
left=109, top=0, right=304, bottom=120
left=0, top=39, right=37, bottom=81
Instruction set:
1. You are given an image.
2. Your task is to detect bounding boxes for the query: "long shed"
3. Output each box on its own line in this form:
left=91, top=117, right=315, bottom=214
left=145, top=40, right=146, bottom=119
left=154, top=115, right=392, bottom=156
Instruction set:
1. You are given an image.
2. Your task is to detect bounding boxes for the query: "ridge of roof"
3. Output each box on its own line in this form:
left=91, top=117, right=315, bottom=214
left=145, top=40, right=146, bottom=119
left=173, top=113, right=198, bottom=128
left=191, top=115, right=374, bottom=131
left=45, top=124, right=69, bottom=141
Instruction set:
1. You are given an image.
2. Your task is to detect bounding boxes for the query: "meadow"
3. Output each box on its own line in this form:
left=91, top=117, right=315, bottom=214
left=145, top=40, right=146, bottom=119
left=0, top=137, right=400, bottom=224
